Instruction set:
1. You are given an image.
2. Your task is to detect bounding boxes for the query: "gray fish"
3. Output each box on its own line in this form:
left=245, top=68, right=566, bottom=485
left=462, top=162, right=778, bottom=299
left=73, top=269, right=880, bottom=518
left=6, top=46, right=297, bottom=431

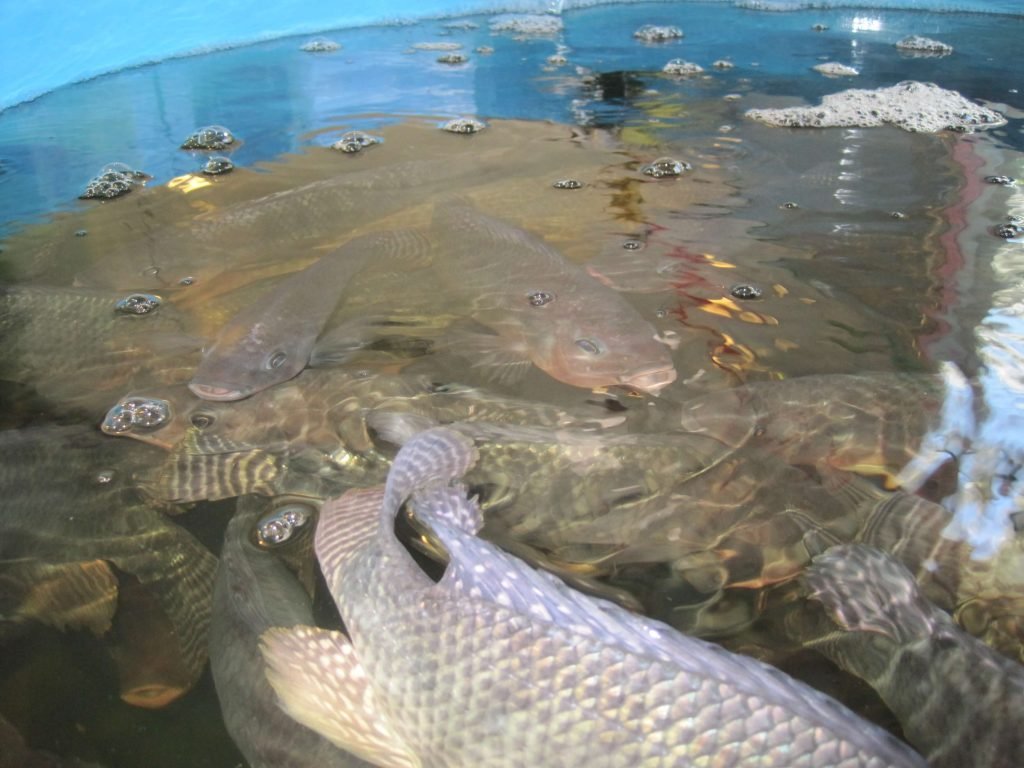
left=260, top=426, right=925, bottom=767
left=211, top=496, right=371, bottom=768
left=0, top=426, right=217, bottom=708
left=431, top=202, right=677, bottom=393
left=189, top=229, right=431, bottom=401
left=797, top=544, right=1024, bottom=768
left=0, top=284, right=200, bottom=416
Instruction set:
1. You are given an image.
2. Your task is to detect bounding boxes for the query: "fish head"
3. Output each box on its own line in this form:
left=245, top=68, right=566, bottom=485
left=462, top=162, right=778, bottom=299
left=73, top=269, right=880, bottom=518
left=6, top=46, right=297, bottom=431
left=189, top=322, right=312, bottom=401
left=540, top=323, right=677, bottom=394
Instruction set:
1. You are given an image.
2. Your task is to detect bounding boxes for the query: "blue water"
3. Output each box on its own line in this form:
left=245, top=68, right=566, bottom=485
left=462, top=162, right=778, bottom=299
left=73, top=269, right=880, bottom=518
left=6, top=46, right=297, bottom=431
left=1, top=2, right=1021, bottom=236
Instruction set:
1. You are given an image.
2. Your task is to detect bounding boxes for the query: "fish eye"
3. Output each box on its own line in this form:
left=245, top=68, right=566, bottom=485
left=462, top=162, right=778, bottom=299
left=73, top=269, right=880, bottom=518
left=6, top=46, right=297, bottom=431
left=267, top=351, right=288, bottom=369
left=190, top=413, right=215, bottom=429
left=574, top=338, right=604, bottom=355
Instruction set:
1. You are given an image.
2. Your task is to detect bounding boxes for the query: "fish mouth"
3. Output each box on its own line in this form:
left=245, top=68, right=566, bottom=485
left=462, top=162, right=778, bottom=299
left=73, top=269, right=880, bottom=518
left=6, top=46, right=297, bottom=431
left=624, top=366, right=677, bottom=394
left=188, top=382, right=247, bottom=401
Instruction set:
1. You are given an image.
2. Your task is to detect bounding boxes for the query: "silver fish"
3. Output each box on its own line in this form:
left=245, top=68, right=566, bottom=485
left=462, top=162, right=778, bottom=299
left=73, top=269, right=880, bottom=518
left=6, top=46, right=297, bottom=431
left=189, top=229, right=431, bottom=401
left=431, top=202, right=677, bottom=393
left=211, top=496, right=371, bottom=768
left=260, top=426, right=925, bottom=767
left=797, top=544, right=1024, bottom=768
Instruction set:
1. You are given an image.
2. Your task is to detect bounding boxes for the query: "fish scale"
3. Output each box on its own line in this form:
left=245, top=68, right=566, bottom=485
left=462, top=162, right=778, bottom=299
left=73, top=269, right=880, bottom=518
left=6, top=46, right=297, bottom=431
left=261, top=427, right=926, bottom=767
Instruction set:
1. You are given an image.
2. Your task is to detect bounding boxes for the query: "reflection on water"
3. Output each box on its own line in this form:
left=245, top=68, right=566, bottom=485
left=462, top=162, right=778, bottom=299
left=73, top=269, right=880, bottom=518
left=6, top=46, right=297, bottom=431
left=1, top=2, right=1023, bottom=766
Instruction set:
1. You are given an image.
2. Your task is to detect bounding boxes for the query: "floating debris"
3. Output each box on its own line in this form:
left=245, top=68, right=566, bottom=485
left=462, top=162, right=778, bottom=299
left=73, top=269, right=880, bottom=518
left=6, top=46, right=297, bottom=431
left=114, top=293, right=162, bottom=315
left=79, top=162, right=150, bottom=200
left=746, top=81, right=1005, bottom=133
left=441, top=117, right=487, bottom=134
left=633, top=25, right=684, bottom=42
left=985, top=175, right=1017, bottom=186
left=552, top=179, right=583, bottom=189
left=201, top=156, right=234, bottom=175
left=330, top=131, right=384, bottom=153
left=489, top=14, right=563, bottom=36
left=181, top=125, right=235, bottom=151
left=713, top=60, right=735, bottom=70
left=300, top=37, right=340, bottom=53
left=662, top=59, right=704, bottom=76
left=730, top=284, right=764, bottom=300
left=437, top=53, right=468, bottom=65
left=896, top=35, right=953, bottom=56
left=640, top=157, right=691, bottom=178
left=813, top=62, right=859, bottom=77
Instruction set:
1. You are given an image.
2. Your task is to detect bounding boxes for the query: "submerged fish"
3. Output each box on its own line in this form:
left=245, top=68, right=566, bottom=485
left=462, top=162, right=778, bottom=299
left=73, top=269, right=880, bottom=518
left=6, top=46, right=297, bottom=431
left=0, top=426, right=217, bottom=707
left=430, top=202, right=677, bottom=393
left=795, top=544, right=1024, bottom=768
left=0, top=284, right=199, bottom=416
left=189, top=229, right=431, bottom=401
left=211, top=496, right=371, bottom=768
left=260, top=426, right=925, bottom=766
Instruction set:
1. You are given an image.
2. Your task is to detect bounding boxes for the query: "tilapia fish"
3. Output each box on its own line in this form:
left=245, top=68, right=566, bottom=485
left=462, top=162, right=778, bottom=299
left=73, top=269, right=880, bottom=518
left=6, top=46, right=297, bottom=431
left=103, top=367, right=619, bottom=502
left=794, top=544, right=1024, bottom=768
left=211, top=496, right=371, bottom=768
left=0, top=284, right=200, bottom=416
left=675, top=367, right=965, bottom=493
left=260, top=427, right=925, bottom=767
left=0, top=426, right=216, bottom=707
left=189, top=229, right=431, bottom=401
left=430, top=202, right=677, bottom=393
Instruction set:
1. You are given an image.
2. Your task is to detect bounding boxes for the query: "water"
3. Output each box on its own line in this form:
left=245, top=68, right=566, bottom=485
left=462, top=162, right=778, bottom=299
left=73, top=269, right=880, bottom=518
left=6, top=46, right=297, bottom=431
left=1, top=1, right=1022, bottom=765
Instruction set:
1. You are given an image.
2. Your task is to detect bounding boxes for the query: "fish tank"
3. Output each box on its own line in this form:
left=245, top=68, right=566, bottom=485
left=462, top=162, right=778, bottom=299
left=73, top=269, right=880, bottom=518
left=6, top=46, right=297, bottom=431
left=1, top=0, right=1022, bottom=766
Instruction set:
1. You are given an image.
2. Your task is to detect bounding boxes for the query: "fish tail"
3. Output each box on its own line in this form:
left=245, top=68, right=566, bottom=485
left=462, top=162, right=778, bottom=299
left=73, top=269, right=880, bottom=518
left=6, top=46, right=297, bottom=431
left=804, top=544, right=937, bottom=643
left=381, top=427, right=479, bottom=521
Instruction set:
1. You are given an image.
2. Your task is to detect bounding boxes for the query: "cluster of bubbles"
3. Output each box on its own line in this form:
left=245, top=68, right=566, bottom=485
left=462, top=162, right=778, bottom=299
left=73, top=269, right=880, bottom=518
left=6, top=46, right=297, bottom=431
left=256, top=503, right=313, bottom=546
left=441, top=117, right=487, bottom=134
left=180, top=125, right=236, bottom=151
left=201, top=156, right=234, bottom=175
left=552, top=179, right=583, bottom=189
left=114, top=293, right=162, bottom=316
left=300, top=37, right=341, bottom=53
left=437, top=53, right=468, bottom=65
left=662, top=59, right=704, bottom=77
left=633, top=25, right=683, bottom=42
left=986, top=175, right=1017, bottom=187
left=813, top=62, right=859, bottom=78
left=895, top=35, right=953, bottom=56
left=102, top=397, right=171, bottom=434
left=330, top=131, right=383, bottom=154
left=641, top=157, right=691, bottom=178
left=994, top=218, right=1024, bottom=240
left=79, top=162, right=150, bottom=200
left=411, top=42, right=462, bottom=51
left=712, top=60, right=734, bottom=70
left=730, top=284, right=764, bottom=300
left=489, top=14, right=563, bottom=35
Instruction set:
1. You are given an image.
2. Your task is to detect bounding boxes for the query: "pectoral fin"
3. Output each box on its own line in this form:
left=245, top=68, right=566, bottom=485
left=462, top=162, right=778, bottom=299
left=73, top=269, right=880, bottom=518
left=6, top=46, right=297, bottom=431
left=260, top=625, right=419, bottom=768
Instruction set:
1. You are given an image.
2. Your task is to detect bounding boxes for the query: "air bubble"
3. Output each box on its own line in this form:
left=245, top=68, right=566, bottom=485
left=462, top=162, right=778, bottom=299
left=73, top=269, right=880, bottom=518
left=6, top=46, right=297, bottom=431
left=94, top=470, right=115, bottom=485
left=115, top=293, right=162, bottom=315
left=74, top=229, right=88, bottom=237
left=985, top=175, right=1016, bottom=186
left=890, top=211, right=908, bottom=220
left=780, top=201, right=800, bottom=210
left=202, top=156, right=234, bottom=175
left=641, top=157, right=691, bottom=178
left=712, top=60, right=734, bottom=70
left=552, top=179, right=583, bottom=189
left=331, top=131, right=383, bottom=153
left=441, top=117, right=487, bottom=134
left=730, top=284, right=764, bottom=300
left=179, top=276, right=195, bottom=286
left=101, top=397, right=171, bottom=434
left=181, top=125, right=236, bottom=151
left=300, top=37, right=341, bottom=53
left=623, top=239, right=643, bottom=250
left=527, top=290, right=555, bottom=307
left=633, top=25, right=683, bottom=42
left=994, top=223, right=1023, bottom=239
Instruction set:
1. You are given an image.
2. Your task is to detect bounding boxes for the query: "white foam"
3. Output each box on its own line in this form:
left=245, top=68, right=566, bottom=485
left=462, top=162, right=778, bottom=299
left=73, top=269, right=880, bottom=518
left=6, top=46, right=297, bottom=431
left=745, top=81, right=1006, bottom=133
